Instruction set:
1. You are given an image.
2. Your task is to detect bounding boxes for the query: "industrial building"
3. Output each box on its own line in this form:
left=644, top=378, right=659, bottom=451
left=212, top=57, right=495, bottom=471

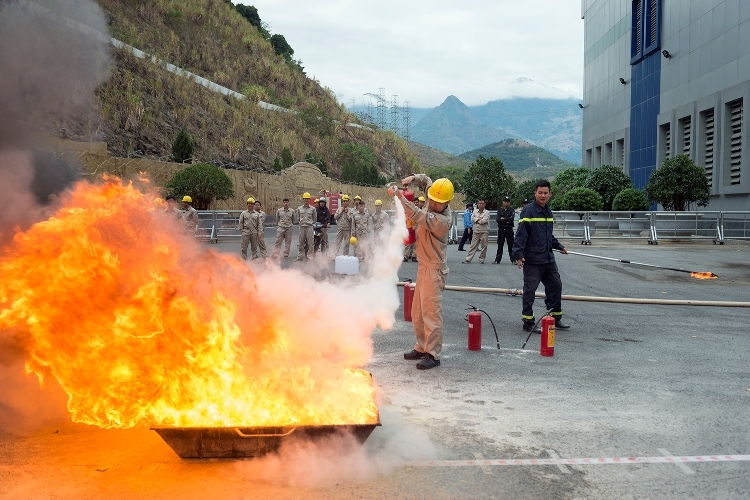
left=581, top=0, right=750, bottom=210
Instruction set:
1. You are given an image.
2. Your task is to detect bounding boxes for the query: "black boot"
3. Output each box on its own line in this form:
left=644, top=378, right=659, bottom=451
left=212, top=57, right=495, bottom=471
left=404, top=349, right=427, bottom=360
left=555, top=319, right=571, bottom=330
left=416, top=354, right=440, bottom=369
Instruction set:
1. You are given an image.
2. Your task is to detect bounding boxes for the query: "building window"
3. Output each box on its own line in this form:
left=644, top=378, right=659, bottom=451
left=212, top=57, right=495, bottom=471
left=728, top=99, right=743, bottom=185
left=678, top=116, right=692, bottom=157
left=702, top=109, right=715, bottom=188
left=659, top=123, right=671, bottom=161
left=585, top=149, right=593, bottom=168
left=631, top=0, right=660, bottom=63
left=616, top=139, right=625, bottom=167
left=604, top=142, right=613, bottom=165
left=595, top=146, right=602, bottom=168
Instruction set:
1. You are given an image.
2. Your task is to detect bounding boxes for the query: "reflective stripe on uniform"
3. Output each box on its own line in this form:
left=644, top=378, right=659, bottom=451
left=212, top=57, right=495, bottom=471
left=518, top=217, right=555, bottom=223
left=522, top=314, right=535, bottom=320
left=550, top=311, right=563, bottom=316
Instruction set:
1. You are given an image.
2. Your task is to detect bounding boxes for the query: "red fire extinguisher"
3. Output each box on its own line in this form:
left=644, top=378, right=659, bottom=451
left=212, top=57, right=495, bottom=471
left=467, top=307, right=482, bottom=351
left=540, top=315, right=555, bottom=357
left=403, top=280, right=415, bottom=322
left=402, top=188, right=416, bottom=245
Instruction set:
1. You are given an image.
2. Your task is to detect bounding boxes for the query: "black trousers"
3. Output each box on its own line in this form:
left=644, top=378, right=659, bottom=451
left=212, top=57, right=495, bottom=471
left=458, top=228, right=472, bottom=250
left=495, top=227, right=514, bottom=262
left=522, top=261, right=563, bottom=323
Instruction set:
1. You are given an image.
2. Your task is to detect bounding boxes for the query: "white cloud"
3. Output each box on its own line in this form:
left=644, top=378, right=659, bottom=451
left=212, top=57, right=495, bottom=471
left=246, top=0, right=583, bottom=107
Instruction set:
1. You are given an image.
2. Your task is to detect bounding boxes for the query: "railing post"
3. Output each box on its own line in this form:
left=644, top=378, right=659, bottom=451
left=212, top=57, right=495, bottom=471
left=715, top=212, right=725, bottom=244
left=648, top=212, right=658, bottom=245
left=583, top=212, right=592, bottom=245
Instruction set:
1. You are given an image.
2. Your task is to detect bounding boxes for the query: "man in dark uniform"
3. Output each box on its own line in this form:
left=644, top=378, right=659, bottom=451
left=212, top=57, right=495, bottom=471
left=314, top=197, right=331, bottom=256
left=513, top=180, right=570, bottom=333
left=492, top=196, right=516, bottom=264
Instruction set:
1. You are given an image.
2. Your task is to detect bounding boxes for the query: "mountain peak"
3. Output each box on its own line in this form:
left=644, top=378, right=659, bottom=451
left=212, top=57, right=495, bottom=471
left=440, top=95, right=468, bottom=109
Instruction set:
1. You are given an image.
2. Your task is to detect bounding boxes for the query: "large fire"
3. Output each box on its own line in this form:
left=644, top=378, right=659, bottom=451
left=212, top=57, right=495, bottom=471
left=0, top=176, right=379, bottom=429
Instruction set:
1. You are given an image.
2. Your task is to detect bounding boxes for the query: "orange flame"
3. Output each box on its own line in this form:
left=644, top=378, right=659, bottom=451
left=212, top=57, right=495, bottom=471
left=690, top=272, right=717, bottom=279
left=0, top=176, right=378, bottom=429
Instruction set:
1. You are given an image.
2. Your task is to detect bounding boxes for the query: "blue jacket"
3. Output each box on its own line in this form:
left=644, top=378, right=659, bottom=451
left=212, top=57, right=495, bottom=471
left=512, top=202, right=564, bottom=264
left=463, top=210, right=473, bottom=229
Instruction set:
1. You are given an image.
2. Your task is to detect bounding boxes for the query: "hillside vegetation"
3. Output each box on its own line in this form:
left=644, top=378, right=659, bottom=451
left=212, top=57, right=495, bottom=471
left=51, top=0, right=419, bottom=179
left=409, top=142, right=471, bottom=168
left=459, top=139, right=577, bottom=172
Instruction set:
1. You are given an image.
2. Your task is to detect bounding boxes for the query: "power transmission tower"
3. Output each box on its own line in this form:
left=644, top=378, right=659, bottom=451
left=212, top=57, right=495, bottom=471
left=403, top=101, right=411, bottom=143
left=377, top=87, right=386, bottom=130
left=390, top=95, right=401, bottom=137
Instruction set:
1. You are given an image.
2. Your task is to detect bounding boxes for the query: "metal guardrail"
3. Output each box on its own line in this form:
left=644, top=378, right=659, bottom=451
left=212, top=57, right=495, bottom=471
left=448, top=210, right=750, bottom=246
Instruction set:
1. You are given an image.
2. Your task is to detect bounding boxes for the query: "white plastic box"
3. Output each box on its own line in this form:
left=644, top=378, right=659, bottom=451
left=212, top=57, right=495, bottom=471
left=334, top=255, right=359, bottom=275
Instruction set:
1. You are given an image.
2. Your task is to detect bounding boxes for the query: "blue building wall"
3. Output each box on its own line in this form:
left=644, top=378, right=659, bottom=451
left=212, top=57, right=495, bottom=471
left=628, top=50, right=660, bottom=189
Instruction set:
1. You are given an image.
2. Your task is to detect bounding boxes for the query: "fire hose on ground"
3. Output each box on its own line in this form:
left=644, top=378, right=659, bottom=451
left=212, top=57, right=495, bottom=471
left=396, top=282, right=750, bottom=308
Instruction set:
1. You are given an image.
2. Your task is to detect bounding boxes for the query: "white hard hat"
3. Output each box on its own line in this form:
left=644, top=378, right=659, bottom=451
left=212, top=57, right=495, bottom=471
left=319, top=196, right=327, bottom=203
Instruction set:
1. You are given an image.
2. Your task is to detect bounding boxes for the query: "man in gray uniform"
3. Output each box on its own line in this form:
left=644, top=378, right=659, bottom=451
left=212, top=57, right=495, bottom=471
left=295, top=192, right=316, bottom=261
left=332, top=194, right=353, bottom=257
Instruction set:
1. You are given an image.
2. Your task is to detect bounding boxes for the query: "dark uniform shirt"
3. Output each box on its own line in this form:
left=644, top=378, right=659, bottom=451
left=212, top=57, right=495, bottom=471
left=496, top=206, right=515, bottom=229
left=512, top=202, right=564, bottom=264
left=316, top=205, right=331, bottom=225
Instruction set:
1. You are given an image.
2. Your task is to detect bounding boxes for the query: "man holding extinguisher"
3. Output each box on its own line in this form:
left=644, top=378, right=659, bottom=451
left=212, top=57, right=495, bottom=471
left=391, top=174, right=454, bottom=370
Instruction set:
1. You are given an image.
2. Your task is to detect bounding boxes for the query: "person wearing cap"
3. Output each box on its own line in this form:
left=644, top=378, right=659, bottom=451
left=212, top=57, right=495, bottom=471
left=513, top=179, right=570, bottom=333
left=314, top=196, right=331, bottom=256
left=295, top=192, right=316, bottom=261
left=457, top=202, right=474, bottom=251
left=493, top=196, right=516, bottom=265
left=332, top=194, right=354, bottom=257
left=271, top=197, right=294, bottom=259
left=392, top=174, right=453, bottom=370
left=238, top=197, right=256, bottom=260
left=252, top=200, right=268, bottom=258
left=180, top=195, right=199, bottom=235
left=371, top=199, right=391, bottom=242
left=351, top=200, right=371, bottom=262
left=462, top=199, right=490, bottom=264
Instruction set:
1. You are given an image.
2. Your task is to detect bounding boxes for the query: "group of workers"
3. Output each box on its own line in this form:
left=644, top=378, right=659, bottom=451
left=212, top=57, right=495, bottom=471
left=175, top=177, right=568, bottom=372
left=238, top=192, right=393, bottom=263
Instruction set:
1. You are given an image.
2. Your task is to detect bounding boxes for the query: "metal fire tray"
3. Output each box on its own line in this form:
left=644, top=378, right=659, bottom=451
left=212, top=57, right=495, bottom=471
left=151, top=419, right=381, bottom=459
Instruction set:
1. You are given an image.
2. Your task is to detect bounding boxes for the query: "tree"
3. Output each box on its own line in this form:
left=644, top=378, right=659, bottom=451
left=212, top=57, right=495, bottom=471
left=462, top=156, right=516, bottom=209
left=552, top=166, right=591, bottom=200
left=556, top=187, right=603, bottom=212
left=304, top=151, right=328, bottom=175
left=235, top=4, right=270, bottom=39
left=273, top=157, right=283, bottom=172
left=339, top=143, right=383, bottom=185
left=585, top=165, right=633, bottom=210
left=281, top=147, right=294, bottom=169
left=171, top=129, right=193, bottom=164
left=612, top=188, right=650, bottom=211
left=513, top=178, right=545, bottom=208
left=270, top=34, right=294, bottom=63
left=644, top=154, right=710, bottom=211
left=425, top=165, right=466, bottom=194
left=166, top=163, right=234, bottom=210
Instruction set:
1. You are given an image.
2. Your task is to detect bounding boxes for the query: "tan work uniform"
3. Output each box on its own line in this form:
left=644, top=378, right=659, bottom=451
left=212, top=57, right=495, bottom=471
left=351, top=211, right=371, bottom=262
left=398, top=175, right=452, bottom=360
left=296, top=204, right=316, bottom=260
left=252, top=210, right=267, bottom=258
left=182, top=206, right=199, bottom=235
left=465, top=208, right=490, bottom=263
left=333, top=206, right=353, bottom=256
left=371, top=210, right=391, bottom=242
left=238, top=209, right=256, bottom=260
left=272, top=207, right=295, bottom=258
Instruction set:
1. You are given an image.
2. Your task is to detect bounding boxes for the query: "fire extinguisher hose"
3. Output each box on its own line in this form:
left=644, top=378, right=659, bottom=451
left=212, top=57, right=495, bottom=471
left=466, top=305, right=500, bottom=349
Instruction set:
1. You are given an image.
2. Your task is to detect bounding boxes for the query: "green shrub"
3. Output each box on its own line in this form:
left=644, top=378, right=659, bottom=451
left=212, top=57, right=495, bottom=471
left=586, top=165, right=633, bottom=210
left=171, top=129, right=194, bottom=164
left=644, top=154, right=710, bottom=210
left=612, top=188, right=649, bottom=211
left=281, top=147, right=294, bottom=169
left=339, top=143, right=382, bottom=185
left=241, top=84, right=270, bottom=103
left=273, top=157, right=283, bottom=172
left=557, top=187, right=603, bottom=212
left=166, top=163, right=234, bottom=210
left=552, top=166, right=591, bottom=199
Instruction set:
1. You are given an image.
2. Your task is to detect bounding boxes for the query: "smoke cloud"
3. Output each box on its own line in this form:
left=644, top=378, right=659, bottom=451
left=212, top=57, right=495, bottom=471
left=0, top=0, right=110, bottom=235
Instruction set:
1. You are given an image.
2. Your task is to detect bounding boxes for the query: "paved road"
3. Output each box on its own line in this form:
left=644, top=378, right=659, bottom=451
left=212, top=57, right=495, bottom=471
left=1, top=234, right=748, bottom=499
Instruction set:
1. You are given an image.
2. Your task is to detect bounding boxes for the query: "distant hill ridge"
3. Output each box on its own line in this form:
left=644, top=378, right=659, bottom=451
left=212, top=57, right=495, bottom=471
left=459, top=138, right=576, bottom=172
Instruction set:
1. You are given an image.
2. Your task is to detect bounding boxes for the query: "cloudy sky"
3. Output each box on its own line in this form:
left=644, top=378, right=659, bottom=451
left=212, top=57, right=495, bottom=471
left=246, top=0, right=584, bottom=109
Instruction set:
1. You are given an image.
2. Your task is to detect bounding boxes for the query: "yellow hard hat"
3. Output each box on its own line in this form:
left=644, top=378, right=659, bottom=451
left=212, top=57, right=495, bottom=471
left=246, top=197, right=255, bottom=204
left=374, top=199, right=383, bottom=206
left=354, top=195, right=362, bottom=200
left=427, top=178, right=454, bottom=203
left=342, top=195, right=350, bottom=201
left=182, top=196, right=192, bottom=203
left=302, top=192, right=311, bottom=199
left=313, top=198, right=319, bottom=203
left=418, top=196, right=426, bottom=202
left=349, top=236, right=358, bottom=245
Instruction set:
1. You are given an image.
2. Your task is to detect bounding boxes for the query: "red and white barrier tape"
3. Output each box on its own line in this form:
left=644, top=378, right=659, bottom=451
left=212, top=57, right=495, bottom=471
left=405, top=454, right=750, bottom=467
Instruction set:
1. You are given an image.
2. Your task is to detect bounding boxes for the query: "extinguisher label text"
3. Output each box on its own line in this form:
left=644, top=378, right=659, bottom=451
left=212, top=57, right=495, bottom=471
left=548, top=326, right=555, bottom=347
